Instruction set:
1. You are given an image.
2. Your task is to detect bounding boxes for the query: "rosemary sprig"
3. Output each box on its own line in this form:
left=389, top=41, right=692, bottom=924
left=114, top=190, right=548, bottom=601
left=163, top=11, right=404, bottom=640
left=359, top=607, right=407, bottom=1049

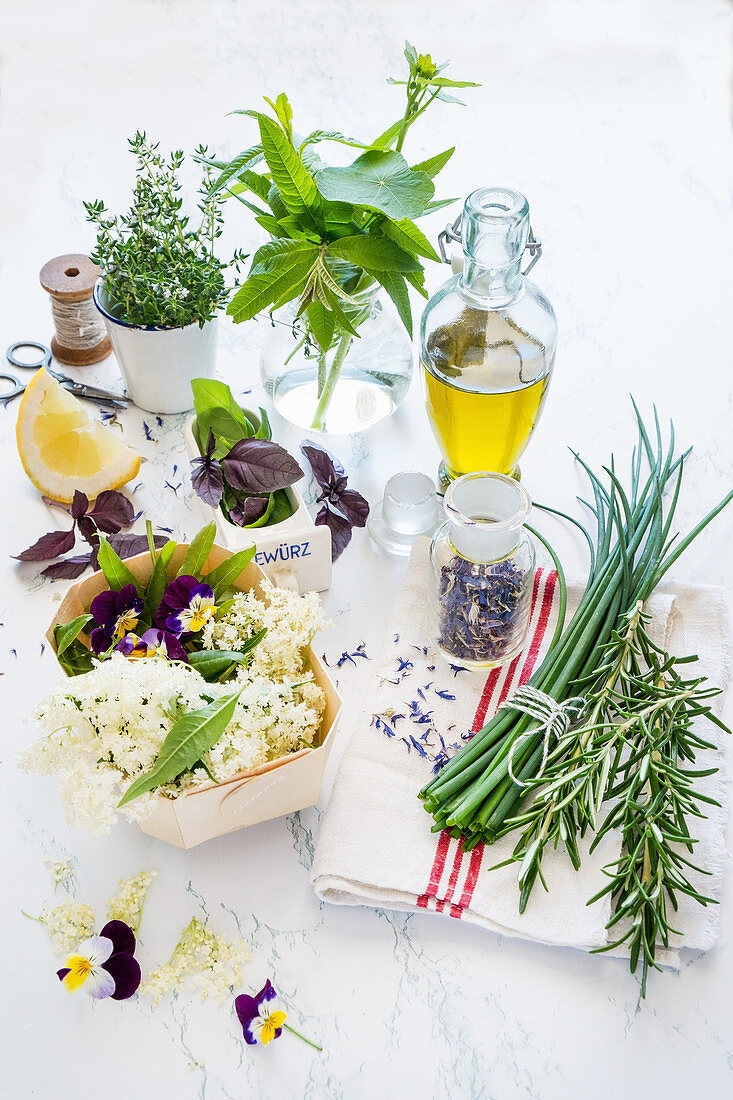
left=495, top=606, right=727, bottom=990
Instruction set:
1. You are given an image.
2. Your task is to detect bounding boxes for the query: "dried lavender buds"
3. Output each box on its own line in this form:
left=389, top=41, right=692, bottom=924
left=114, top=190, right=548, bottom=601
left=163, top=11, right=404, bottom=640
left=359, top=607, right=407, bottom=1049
left=436, top=555, right=529, bottom=665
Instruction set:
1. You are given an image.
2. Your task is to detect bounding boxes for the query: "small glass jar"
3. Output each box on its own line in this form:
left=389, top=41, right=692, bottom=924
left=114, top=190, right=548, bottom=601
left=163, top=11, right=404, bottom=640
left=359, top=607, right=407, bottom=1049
left=428, top=472, right=536, bottom=668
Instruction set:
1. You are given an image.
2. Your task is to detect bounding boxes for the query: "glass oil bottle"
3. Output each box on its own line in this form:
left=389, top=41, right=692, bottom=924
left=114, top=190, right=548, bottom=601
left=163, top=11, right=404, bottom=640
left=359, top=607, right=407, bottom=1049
left=420, top=187, right=557, bottom=489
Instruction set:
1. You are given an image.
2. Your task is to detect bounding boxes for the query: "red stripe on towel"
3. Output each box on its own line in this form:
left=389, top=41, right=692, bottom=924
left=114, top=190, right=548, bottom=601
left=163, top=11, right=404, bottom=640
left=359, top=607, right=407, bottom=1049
left=416, top=827, right=452, bottom=908
left=451, top=568, right=558, bottom=917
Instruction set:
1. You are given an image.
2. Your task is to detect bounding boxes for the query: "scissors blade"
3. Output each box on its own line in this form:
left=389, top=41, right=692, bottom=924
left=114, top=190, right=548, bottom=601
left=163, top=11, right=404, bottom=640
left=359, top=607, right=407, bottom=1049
left=60, top=380, right=131, bottom=407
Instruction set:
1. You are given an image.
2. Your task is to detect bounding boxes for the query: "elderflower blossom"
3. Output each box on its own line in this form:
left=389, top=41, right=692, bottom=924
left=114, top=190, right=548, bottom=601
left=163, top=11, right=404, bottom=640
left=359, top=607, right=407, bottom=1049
left=201, top=580, right=326, bottom=680
left=106, top=871, right=157, bottom=931
left=38, top=899, right=96, bottom=956
left=140, top=917, right=252, bottom=1005
left=18, top=613, right=326, bottom=834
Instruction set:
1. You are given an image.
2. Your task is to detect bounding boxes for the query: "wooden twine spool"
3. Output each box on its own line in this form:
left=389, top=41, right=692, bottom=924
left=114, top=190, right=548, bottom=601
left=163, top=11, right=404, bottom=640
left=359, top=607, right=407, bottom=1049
left=39, top=254, right=111, bottom=366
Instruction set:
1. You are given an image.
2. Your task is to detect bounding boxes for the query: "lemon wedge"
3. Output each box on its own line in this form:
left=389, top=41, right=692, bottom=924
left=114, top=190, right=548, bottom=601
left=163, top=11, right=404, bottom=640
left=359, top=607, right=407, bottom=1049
left=16, top=369, right=141, bottom=503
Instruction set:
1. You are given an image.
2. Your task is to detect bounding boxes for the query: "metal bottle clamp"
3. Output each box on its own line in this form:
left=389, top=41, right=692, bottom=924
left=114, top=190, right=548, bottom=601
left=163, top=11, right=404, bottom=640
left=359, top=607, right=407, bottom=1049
left=438, top=214, right=543, bottom=274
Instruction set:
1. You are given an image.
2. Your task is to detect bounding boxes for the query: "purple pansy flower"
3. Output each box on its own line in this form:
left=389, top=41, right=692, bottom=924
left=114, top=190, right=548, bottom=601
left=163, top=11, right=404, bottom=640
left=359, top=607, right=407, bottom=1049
left=57, top=920, right=141, bottom=1001
left=90, top=583, right=144, bottom=653
left=115, top=628, right=188, bottom=663
left=155, top=575, right=216, bottom=636
left=235, top=979, right=287, bottom=1046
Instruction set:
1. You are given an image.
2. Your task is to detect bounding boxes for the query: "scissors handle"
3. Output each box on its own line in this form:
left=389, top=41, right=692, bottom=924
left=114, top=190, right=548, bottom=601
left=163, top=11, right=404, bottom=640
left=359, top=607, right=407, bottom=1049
left=6, top=340, right=51, bottom=371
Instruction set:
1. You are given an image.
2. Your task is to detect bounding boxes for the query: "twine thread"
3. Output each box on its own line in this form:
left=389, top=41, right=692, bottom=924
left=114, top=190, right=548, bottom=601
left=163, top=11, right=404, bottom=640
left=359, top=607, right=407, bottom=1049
left=504, top=686, right=587, bottom=786
left=50, top=295, right=106, bottom=351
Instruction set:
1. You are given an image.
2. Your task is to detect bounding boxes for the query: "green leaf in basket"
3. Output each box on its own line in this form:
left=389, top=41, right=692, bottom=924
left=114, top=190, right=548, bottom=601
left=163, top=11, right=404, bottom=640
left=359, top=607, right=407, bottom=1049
left=96, top=537, right=142, bottom=593
left=202, top=547, right=256, bottom=596
left=54, top=614, right=92, bottom=659
left=187, top=632, right=266, bottom=682
left=177, top=523, right=217, bottom=579
left=145, top=539, right=177, bottom=617
left=117, top=690, right=242, bottom=806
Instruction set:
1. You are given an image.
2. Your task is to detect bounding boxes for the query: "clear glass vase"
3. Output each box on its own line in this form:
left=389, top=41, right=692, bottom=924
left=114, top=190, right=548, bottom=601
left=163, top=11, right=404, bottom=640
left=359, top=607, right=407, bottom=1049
left=420, top=187, right=557, bottom=488
left=260, top=286, right=413, bottom=434
left=428, top=471, right=536, bottom=669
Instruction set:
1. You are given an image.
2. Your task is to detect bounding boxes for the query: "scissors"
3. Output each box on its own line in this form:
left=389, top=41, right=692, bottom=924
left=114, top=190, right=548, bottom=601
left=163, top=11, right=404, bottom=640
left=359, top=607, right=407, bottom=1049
left=1, top=341, right=131, bottom=409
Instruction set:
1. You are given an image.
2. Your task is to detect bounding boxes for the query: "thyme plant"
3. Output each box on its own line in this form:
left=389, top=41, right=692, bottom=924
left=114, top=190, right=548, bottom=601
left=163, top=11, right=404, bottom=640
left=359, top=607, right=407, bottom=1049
left=85, top=133, right=246, bottom=328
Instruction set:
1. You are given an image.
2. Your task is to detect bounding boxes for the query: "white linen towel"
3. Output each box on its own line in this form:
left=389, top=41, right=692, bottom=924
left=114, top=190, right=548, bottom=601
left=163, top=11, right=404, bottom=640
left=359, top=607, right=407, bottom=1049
left=311, top=540, right=729, bottom=964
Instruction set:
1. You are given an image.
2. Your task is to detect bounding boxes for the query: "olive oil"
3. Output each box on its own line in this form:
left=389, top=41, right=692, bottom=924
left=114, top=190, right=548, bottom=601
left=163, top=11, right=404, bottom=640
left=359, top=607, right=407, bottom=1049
left=422, top=366, right=550, bottom=479
left=419, top=187, right=557, bottom=487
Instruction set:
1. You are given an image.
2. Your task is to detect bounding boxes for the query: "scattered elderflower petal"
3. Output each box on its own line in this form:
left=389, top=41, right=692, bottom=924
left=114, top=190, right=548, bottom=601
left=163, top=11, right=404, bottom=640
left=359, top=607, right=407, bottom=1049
left=31, top=899, right=96, bottom=956
left=106, top=871, right=157, bottom=932
left=44, top=856, right=76, bottom=893
left=141, top=917, right=252, bottom=1006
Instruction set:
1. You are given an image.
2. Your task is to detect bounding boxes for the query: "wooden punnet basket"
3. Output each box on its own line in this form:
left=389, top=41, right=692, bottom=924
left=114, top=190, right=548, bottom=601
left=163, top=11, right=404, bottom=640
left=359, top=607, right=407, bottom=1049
left=45, top=544, right=342, bottom=849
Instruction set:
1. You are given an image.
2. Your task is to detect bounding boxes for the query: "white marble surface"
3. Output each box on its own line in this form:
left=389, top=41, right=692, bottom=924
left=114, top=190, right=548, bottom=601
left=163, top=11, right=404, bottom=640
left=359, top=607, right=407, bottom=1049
left=2, top=1, right=733, bottom=1097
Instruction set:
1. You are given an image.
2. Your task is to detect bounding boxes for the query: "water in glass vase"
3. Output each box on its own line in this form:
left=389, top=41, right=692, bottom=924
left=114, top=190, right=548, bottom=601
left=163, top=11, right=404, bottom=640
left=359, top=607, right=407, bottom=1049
left=261, top=291, right=412, bottom=434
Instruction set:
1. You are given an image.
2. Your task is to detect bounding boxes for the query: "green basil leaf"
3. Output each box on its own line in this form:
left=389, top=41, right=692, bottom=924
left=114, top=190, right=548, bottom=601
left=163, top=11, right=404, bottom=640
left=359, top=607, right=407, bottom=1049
left=177, top=523, right=217, bottom=578
left=268, top=488, right=295, bottom=525
left=202, top=547, right=256, bottom=595
left=54, top=614, right=92, bottom=658
left=197, top=407, right=251, bottom=458
left=327, top=234, right=421, bottom=273
left=253, top=407, right=272, bottom=441
left=192, top=379, right=249, bottom=429
left=117, top=691, right=242, bottom=806
left=97, top=537, right=142, bottom=593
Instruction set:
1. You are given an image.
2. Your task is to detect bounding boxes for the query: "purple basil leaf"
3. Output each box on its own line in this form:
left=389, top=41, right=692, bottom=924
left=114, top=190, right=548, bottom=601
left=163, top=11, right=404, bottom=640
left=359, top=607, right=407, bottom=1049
left=332, top=487, right=369, bottom=528
left=191, top=454, right=224, bottom=509
left=14, top=527, right=76, bottom=562
left=205, top=427, right=216, bottom=460
left=41, top=554, right=91, bottom=579
left=224, top=439, right=303, bottom=494
left=71, top=490, right=89, bottom=521
left=111, top=532, right=167, bottom=559
left=301, top=443, right=344, bottom=490
left=315, top=504, right=353, bottom=561
left=77, top=515, right=100, bottom=548
left=230, top=496, right=269, bottom=526
left=88, top=490, right=135, bottom=534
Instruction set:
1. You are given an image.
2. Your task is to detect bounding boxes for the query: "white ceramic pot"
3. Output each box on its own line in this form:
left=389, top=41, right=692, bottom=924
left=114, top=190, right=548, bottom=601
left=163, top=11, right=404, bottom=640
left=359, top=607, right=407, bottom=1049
left=93, top=284, right=218, bottom=414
